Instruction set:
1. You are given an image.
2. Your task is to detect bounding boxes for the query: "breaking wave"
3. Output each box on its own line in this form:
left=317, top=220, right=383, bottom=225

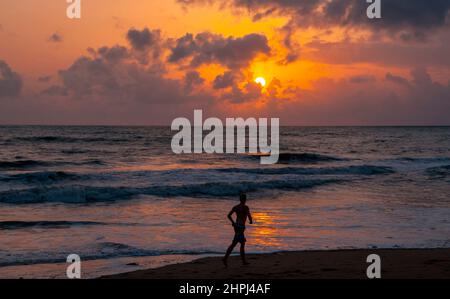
left=425, top=165, right=450, bottom=178
left=0, top=178, right=342, bottom=204
left=0, top=159, right=105, bottom=170
left=0, top=221, right=150, bottom=230
left=0, top=171, right=82, bottom=183
left=12, top=136, right=130, bottom=143
left=247, top=152, right=345, bottom=164
left=217, top=165, right=394, bottom=176
left=0, top=165, right=393, bottom=186
left=0, top=221, right=106, bottom=230
left=0, top=242, right=218, bottom=267
left=394, top=157, right=450, bottom=163
left=0, top=160, right=53, bottom=170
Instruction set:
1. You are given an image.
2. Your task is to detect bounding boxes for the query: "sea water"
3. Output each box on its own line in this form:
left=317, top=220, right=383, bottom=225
left=0, top=126, right=449, bottom=278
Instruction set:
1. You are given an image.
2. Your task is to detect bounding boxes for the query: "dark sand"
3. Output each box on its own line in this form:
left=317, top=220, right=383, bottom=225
left=102, top=249, right=450, bottom=279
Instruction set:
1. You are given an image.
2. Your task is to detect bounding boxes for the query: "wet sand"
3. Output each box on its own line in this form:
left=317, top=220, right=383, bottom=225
left=102, top=248, right=450, bottom=279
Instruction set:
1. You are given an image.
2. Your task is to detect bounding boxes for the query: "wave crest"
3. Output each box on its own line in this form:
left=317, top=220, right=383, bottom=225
left=0, top=179, right=341, bottom=204
left=248, top=152, right=345, bottom=164
left=217, top=165, right=394, bottom=176
left=0, top=159, right=105, bottom=170
left=0, top=221, right=105, bottom=230
left=426, top=165, right=450, bottom=178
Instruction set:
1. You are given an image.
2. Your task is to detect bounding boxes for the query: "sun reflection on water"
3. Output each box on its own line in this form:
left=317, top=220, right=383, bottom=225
left=249, top=212, right=282, bottom=247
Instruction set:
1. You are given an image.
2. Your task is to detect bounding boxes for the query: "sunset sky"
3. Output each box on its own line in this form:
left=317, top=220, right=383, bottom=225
left=0, top=0, right=449, bottom=125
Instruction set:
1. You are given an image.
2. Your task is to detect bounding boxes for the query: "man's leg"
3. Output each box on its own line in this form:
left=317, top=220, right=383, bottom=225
left=240, top=242, right=249, bottom=265
left=223, top=241, right=238, bottom=267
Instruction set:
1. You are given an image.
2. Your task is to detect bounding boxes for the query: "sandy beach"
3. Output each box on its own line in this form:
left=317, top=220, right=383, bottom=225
left=102, top=248, right=450, bottom=279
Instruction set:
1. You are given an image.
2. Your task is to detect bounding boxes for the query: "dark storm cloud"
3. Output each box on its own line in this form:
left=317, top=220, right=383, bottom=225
left=43, top=26, right=272, bottom=106
left=213, top=71, right=236, bottom=89
left=48, top=42, right=213, bottom=106
left=184, top=70, right=205, bottom=91
left=399, top=67, right=450, bottom=123
left=97, top=45, right=130, bottom=63
left=275, top=67, right=450, bottom=125
left=385, top=72, right=410, bottom=87
left=168, top=33, right=197, bottom=62
left=52, top=45, right=152, bottom=99
left=178, top=0, right=450, bottom=32
left=349, top=75, right=376, bottom=84
left=126, top=28, right=165, bottom=65
left=48, top=32, right=63, bottom=43
left=303, top=38, right=450, bottom=67
left=278, top=21, right=300, bottom=65
left=222, top=81, right=262, bottom=103
left=58, top=56, right=121, bottom=98
left=0, top=60, right=23, bottom=98
left=376, top=0, right=450, bottom=29
left=411, top=67, right=433, bottom=86
left=252, top=7, right=277, bottom=22
left=126, top=28, right=162, bottom=51
left=169, top=32, right=271, bottom=69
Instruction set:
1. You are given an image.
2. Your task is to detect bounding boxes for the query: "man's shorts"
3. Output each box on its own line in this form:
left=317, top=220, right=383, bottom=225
left=233, top=224, right=246, bottom=243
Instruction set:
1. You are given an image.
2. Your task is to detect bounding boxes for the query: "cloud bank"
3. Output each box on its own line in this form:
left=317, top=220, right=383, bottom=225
left=0, top=60, right=23, bottom=99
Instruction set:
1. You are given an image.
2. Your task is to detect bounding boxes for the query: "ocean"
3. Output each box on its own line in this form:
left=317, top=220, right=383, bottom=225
left=0, top=126, right=449, bottom=278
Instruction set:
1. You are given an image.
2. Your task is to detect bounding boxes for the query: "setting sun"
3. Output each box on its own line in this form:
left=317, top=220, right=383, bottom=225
left=255, top=77, right=267, bottom=87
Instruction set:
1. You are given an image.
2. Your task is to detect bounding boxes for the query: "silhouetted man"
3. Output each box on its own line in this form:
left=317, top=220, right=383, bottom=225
left=223, top=193, right=253, bottom=267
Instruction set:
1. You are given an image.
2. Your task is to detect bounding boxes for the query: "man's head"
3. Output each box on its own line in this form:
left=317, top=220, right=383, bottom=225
left=239, top=193, right=247, bottom=204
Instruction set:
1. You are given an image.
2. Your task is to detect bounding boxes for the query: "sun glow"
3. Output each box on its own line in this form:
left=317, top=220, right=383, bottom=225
left=255, top=77, right=267, bottom=87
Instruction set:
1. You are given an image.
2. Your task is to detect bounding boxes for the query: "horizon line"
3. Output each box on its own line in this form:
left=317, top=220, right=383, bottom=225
left=1, top=124, right=450, bottom=128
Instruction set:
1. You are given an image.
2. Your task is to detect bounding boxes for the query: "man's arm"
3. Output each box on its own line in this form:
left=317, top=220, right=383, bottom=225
left=227, top=208, right=235, bottom=225
left=247, top=207, right=253, bottom=224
